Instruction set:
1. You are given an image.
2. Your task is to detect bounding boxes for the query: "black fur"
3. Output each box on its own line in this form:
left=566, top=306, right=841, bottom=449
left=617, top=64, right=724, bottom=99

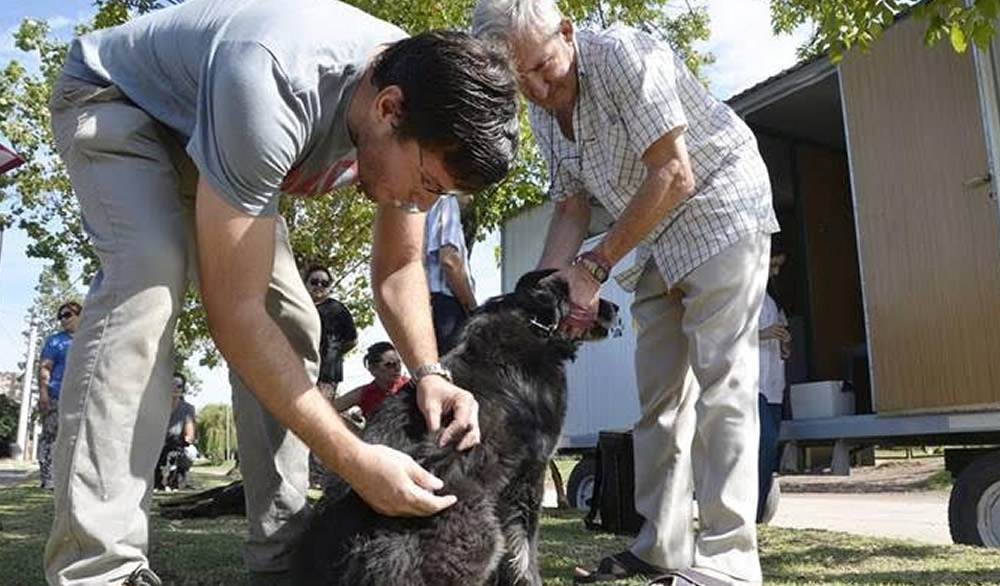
left=292, top=270, right=617, bottom=586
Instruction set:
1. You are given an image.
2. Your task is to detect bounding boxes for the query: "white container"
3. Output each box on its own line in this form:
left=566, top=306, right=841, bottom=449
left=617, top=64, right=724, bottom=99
left=790, top=380, right=855, bottom=419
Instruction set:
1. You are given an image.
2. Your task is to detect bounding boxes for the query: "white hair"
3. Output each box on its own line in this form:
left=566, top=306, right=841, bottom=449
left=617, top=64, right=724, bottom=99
left=471, top=0, right=564, bottom=43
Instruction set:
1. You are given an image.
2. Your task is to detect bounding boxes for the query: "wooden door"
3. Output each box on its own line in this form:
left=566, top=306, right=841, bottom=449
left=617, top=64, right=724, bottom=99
left=841, top=17, right=1000, bottom=413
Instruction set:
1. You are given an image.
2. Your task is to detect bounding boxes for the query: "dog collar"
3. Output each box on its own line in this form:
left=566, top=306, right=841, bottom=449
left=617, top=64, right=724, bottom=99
left=528, top=316, right=559, bottom=338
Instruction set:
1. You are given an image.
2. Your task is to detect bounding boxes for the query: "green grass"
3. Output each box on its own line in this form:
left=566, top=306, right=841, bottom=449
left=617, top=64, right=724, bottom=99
left=2, top=465, right=1000, bottom=586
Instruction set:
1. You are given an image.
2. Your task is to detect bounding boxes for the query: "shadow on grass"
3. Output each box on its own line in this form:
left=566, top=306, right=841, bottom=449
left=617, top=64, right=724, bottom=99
left=761, top=526, right=1000, bottom=585
left=0, top=486, right=53, bottom=586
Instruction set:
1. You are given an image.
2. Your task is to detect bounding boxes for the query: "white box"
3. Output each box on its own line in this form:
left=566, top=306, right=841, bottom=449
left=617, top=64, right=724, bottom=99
left=790, top=381, right=855, bottom=419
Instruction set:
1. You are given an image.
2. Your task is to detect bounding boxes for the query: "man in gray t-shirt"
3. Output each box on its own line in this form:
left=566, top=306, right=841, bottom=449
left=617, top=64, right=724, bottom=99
left=46, top=1, right=518, bottom=584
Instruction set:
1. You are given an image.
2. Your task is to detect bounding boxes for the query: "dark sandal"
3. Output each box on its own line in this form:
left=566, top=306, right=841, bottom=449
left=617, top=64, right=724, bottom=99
left=647, top=568, right=733, bottom=586
left=572, top=551, right=667, bottom=583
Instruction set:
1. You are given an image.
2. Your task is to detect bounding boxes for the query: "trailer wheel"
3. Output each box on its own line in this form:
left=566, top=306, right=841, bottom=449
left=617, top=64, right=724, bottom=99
left=566, top=457, right=597, bottom=511
left=949, top=450, right=1000, bottom=547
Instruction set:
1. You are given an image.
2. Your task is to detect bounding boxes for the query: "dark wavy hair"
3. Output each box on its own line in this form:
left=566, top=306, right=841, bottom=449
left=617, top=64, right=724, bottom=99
left=363, top=342, right=397, bottom=369
left=57, top=301, right=82, bottom=318
left=373, top=30, right=520, bottom=193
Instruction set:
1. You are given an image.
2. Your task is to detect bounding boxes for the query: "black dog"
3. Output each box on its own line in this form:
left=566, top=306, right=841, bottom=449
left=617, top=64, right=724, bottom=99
left=292, top=270, right=618, bottom=586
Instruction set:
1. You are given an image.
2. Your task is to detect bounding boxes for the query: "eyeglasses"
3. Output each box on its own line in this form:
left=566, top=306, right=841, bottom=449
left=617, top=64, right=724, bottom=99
left=308, top=278, right=331, bottom=288
left=57, top=311, right=75, bottom=320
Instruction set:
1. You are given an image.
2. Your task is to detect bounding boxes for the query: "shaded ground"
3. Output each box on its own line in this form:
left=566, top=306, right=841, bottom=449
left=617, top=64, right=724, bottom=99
left=778, top=458, right=949, bottom=494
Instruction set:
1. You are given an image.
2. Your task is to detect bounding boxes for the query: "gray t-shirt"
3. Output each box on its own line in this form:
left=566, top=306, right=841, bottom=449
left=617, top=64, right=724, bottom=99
left=166, top=400, right=196, bottom=442
left=63, top=0, right=406, bottom=216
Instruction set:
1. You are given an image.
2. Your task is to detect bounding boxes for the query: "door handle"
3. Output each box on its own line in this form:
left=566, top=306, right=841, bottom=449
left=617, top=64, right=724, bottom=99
left=964, top=172, right=995, bottom=200
left=964, top=172, right=992, bottom=189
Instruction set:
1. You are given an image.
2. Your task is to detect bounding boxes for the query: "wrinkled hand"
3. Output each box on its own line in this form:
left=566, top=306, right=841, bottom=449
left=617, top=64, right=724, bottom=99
left=761, top=324, right=791, bottom=343
left=344, top=443, right=457, bottom=517
left=417, top=375, right=481, bottom=451
left=550, top=264, right=600, bottom=339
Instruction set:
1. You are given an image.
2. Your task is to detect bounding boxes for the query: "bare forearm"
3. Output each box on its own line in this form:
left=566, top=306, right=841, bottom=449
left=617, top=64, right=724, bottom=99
left=38, top=365, right=52, bottom=395
left=594, top=162, right=692, bottom=266
left=206, top=301, right=363, bottom=472
left=372, top=205, right=439, bottom=371
left=440, top=248, right=476, bottom=310
left=538, top=197, right=591, bottom=270
left=375, top=260, right=439, bottom=370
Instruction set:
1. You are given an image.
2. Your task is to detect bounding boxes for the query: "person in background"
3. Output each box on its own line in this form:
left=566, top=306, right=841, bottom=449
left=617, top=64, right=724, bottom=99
left=304, top=265, right=358, bottom=487
left=334, top=342, right=409, bottom=420
left=425, top=195, right=477, bottom=353
left=473, top=0, right=778, bottom=583
left=757, top=239, right=790, bottom=522
left=154, top=373, right=197, bottom=490
left=45, top=0, right=517, bottom=582
left=304, top=266, right=359, bottom=396
left=37, top=301, right=82, bottom=490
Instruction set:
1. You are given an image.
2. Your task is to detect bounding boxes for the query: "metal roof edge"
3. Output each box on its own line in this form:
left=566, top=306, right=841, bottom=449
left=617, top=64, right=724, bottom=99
left=726, top=56, right=837, bottom=117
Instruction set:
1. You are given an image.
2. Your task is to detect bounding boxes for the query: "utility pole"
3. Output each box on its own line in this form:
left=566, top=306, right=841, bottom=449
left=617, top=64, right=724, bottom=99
left=15, top=317, right=38, bottom=461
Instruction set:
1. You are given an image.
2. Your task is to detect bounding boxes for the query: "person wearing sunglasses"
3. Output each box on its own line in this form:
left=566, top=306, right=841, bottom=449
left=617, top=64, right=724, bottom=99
left=46, top=1, right=519, bottom=584
left=36, top=301, right=82, bottom=490
left=334, top=342, right=409, bottom=420
left=153, top=373, right=197, bottom=491
left=303, top=265, right=357, bottom=488
left=304, top=266, right=358, bottom=397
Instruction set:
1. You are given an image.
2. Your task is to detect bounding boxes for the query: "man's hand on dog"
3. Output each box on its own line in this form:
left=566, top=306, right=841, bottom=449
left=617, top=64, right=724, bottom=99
left=553, top=264, right=600, bottom=339
left=347, top=443, right=458, bottom=516
left=417, top=375, right=481, bottom=451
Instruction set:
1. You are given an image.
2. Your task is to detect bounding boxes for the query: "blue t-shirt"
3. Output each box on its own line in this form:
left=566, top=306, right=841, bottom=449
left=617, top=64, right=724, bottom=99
left=39, top=331, right=74, bottom=400
left=62, top=0, right=406, bottom=216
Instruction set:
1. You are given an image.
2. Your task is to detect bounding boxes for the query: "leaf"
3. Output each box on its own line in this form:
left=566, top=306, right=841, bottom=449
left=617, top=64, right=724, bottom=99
left=950, top=22, right=968, bottom=52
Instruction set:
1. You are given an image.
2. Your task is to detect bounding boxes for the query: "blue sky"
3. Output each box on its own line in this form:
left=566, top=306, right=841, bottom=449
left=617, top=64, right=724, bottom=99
left=0, top=0, right=810, bottom=407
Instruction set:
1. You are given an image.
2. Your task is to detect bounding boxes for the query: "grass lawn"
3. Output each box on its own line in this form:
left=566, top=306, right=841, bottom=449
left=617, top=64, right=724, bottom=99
left=2, top=463, right=999, bottom=585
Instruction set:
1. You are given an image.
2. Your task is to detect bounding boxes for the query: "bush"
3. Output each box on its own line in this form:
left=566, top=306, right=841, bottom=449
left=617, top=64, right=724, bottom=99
left=0, top=395, right=21, bottom=456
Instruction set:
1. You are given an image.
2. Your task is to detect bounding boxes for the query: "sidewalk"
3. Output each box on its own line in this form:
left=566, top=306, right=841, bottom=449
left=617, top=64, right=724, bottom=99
left=769, top=491, right=952, bottom=545
left=0, top=458, right=36, bottom=488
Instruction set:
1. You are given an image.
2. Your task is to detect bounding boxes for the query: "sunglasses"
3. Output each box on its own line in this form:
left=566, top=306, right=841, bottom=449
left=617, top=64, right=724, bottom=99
left=57, top=311, right=76, bottom=320
left=308, top=278, right=331, bottom=288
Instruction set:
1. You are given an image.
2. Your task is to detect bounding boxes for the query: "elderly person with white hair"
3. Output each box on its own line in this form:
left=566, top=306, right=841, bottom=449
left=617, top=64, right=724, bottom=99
left=472, top=1, right=779, bottom=584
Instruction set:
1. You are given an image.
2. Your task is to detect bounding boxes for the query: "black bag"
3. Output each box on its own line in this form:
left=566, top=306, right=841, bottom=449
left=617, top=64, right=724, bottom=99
left=584, top=429, right=645, bottom=535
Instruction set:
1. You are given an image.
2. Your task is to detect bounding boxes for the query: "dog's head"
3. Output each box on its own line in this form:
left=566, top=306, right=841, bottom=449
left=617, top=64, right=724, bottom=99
left=509, top=269, right=619, bottom=341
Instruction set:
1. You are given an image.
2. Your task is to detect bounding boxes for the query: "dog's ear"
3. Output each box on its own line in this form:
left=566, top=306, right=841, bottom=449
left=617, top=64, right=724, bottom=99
left=512, top=270, right=571, bottom=331
left=513, top=269, right=559, bottom=293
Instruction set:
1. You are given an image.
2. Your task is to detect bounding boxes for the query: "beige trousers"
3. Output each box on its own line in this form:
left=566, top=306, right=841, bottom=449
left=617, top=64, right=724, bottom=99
left=45, top=76, right=319, bottom=586
left=630, top=233, right=769, bottom=584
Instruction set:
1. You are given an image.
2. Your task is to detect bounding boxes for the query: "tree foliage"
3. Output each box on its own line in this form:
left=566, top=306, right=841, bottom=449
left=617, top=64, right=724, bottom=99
left=0, top=0, right=712, bottom=368
left=196, top=403, right=235, bottom=464
left=771, top=0, right=1000, bottom=62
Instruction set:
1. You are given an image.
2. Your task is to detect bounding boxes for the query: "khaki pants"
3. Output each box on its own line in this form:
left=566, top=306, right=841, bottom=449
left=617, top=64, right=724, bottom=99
left=630, top=233, right=769, bottom=584
left=45, top=76, right=319, bottom=586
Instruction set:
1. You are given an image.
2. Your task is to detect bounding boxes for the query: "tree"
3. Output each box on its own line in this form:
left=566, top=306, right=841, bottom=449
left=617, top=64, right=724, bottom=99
left=0, top=0, right=712, bottom=366
left=196, top=403, right=235, bottom=464
left=771, top=0, right=1000, bottom=62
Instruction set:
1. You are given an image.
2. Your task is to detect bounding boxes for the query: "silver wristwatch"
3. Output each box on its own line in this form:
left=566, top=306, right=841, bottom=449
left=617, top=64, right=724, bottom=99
left=413, top=362, right=453, bottom=384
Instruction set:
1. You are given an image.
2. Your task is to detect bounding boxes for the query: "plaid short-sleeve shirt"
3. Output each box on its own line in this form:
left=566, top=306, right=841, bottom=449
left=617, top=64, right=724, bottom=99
left=529, top=25, right=779, bottom=290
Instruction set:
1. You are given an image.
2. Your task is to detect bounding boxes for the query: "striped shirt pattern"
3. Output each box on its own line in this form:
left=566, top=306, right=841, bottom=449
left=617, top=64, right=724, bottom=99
left=529, top=25, right=779, bottom=290
left=424, top=195, right=473, bottom=297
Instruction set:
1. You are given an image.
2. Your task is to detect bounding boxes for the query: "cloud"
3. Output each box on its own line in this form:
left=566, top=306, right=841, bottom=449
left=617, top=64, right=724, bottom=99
left=697, top=0, right=813, bottom=100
